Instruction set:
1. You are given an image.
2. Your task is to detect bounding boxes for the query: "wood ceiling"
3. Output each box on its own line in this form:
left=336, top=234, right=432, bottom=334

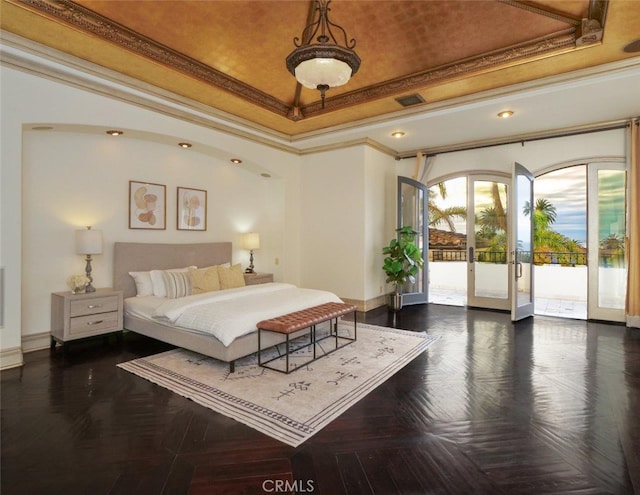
left=2, top=0, right=640, bottom=138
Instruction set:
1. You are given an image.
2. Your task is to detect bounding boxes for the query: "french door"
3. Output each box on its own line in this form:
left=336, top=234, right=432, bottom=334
left=511, top=162, right=535, bottom=321
left=466, top=163, right=535, bottom=320
left=467, top=175, right=511, bottom=311
left=397, top=177, right=428, bottom=305
left=587, top=163, right=627, bottom=322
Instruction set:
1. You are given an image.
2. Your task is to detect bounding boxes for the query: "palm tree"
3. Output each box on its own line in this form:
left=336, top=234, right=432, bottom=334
left=524, top=198, right=557, bottom=246
left=600, top=233, right=625, bottom=267
left=490, top=182, right=507, bottom=231
left=428, top=183, right=466, bottom=232
left=523, top=198, right=584, bottom=265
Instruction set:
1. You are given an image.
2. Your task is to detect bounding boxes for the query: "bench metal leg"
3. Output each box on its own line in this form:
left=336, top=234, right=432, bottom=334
left=312, top=325, right=316, bottom=360
left=285, top=334, right=290, bottom=373
left=258, top=328, right=262, bottom=366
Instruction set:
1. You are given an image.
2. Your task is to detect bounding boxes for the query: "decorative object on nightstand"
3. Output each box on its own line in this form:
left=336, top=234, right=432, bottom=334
left=75, top=226, right=103, bottom=293
left=50, top=288, right=123, bottom=348
left=243, top=232, right=260, bottom=274
left=66, top=274, right=89, bottom=294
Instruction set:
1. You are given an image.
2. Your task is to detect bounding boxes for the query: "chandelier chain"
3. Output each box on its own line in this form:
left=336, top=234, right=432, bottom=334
left=293, top=0, right=357, bottom=50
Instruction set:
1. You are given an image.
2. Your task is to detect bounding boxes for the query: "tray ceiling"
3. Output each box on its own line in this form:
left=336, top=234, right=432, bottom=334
left=2, top=0, right=640, bottom=138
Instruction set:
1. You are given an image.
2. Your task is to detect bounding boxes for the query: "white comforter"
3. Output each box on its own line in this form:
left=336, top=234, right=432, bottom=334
left=152, top=283, right=342, bottom=346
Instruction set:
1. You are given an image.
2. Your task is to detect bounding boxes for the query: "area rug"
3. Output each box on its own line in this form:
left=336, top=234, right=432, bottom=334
left=117, top=322, right=440, bottom=447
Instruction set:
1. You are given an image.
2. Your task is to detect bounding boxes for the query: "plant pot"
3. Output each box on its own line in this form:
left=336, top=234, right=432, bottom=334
left=388, top=293, right=403, bottom=312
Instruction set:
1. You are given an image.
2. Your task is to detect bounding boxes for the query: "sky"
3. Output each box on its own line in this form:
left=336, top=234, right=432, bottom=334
left=534, top=165, right=587, bottom=244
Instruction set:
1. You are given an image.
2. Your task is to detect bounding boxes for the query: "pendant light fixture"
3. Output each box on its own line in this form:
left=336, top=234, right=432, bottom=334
left=286, top=0, right=360, bottom=108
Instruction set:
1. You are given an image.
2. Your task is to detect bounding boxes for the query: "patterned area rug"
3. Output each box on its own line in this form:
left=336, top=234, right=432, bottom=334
left=118, top=322, right=440, bottom=447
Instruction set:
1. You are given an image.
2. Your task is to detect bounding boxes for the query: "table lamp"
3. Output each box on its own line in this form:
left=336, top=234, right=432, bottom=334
left=243, top=232, right=260, bottom=274
left=75, top=226, right=103, bottom=292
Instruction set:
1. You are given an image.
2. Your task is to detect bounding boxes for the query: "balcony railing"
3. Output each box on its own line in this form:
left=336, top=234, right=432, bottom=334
left=533, top=252, right=587, bottom=266
left=429, top=249, right=591, bottom=266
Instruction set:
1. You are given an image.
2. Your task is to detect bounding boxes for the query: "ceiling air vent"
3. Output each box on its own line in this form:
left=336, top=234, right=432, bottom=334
left=395, top=94, right=425, bottom=107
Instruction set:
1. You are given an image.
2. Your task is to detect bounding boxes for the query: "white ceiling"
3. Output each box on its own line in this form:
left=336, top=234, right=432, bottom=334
left=292, top=58, right=640, bottom=157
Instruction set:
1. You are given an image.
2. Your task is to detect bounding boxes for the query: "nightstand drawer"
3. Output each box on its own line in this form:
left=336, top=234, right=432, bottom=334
left=70, top=296, right=120, bottom=317
left=69, top=311, right=121, bottom=336
left=244, top=273, right=274, bottom=285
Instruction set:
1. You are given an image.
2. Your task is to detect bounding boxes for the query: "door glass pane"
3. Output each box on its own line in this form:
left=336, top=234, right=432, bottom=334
left=427, top=177, right=467, bottom=305
left=598, top=169, right=626, bottom=309
left=516, top=173, right=532, bottom=306
left=474, top=181, right=508, bottom=299
left=400, top=181, right=424, bottom=295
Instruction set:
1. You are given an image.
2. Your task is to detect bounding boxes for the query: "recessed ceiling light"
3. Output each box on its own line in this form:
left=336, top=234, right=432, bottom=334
left=230, top=158, right=242, bottom=164
left=497, top=110, right=514, bottom=119
left=106, top=130, right=123, bottom=136
left=178, top=142, right=192, bottom=148
left=391, top=131, right=405, bottom=138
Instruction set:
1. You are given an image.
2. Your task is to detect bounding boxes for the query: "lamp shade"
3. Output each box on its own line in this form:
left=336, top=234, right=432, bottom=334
left=75, top=227, right=103, bottom=255
left=243, top=232, right=260, bottom=250
left=294, top=57, right=353, bottom=89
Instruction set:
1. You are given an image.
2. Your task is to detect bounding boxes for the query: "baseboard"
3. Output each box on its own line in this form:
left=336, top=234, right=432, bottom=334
left=627, top=315, right=640, bottom=328
left=0, top=346, right=24, bottom=370
left=341, top=295, right=387, bottom=313
left=22, top=332, right=51, bottom=353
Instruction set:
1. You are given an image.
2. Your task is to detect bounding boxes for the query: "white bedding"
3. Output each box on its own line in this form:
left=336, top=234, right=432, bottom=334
left=126, top=283, right=342, bottom=347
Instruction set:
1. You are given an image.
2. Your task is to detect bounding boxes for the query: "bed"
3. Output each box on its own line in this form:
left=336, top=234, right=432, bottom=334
left=113, top=242, right=342, bottom=371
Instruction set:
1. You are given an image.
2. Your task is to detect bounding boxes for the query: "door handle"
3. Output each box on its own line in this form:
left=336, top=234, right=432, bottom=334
left=469, top=246, right=474, bottom=263
left=517, top=262, right=523, bottom=278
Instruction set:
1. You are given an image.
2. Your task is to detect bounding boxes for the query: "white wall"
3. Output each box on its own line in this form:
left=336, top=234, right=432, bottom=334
left=299, top=146, right=397, bottom=304
left=300, top=146, right=366, bottom=298
left=364, top=146, right=397, bottom=301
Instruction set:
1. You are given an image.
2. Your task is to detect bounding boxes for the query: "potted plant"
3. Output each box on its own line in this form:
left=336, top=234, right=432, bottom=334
left=382, top=226, right=424, bottom=311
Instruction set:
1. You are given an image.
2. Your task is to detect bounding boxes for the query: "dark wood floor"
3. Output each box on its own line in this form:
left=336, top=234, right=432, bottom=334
left=2, top=304, right=639, bottom=495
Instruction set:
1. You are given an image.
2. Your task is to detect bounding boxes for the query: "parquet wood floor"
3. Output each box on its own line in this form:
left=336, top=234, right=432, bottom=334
left=2, top=304, right=639, bottom=494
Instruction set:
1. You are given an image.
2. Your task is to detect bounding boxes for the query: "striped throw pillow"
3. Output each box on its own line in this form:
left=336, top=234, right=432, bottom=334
left=161, top=270, right=192, bottom=299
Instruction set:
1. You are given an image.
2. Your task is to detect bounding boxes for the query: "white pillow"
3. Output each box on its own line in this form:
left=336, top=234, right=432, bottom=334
left=150, top=266, right=196, bottom=297
left=128, top=271, right=153, bottom=297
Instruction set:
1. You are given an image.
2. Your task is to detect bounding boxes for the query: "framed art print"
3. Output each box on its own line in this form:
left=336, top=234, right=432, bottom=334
left=177, top=187, right=207, bottom=231
left=129, top=180, right=166, bottom=230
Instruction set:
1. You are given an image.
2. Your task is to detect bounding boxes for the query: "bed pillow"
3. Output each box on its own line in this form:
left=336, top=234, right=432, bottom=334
left=217, top=263, right=246, bottom=290
left=128, top=271, right=153, bottom=297
left=188, top=266, right=220, bottom=294
left=161, top=270, right=192, bottom=299
left=150, top=266, right=195, bottom=297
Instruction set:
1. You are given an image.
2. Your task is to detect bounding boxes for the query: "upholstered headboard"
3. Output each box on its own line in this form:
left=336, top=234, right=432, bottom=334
left=113, top=242, right=232, bottom=299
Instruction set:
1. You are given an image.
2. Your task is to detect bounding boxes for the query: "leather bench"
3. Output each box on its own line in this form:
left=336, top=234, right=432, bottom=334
left=256, top=302, right=357, bottom=373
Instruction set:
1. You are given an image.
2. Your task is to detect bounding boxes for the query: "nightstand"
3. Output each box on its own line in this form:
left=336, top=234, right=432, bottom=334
left=51, top=288, right=124, bottom=348
left=244, top=273, right=274, bottom=285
